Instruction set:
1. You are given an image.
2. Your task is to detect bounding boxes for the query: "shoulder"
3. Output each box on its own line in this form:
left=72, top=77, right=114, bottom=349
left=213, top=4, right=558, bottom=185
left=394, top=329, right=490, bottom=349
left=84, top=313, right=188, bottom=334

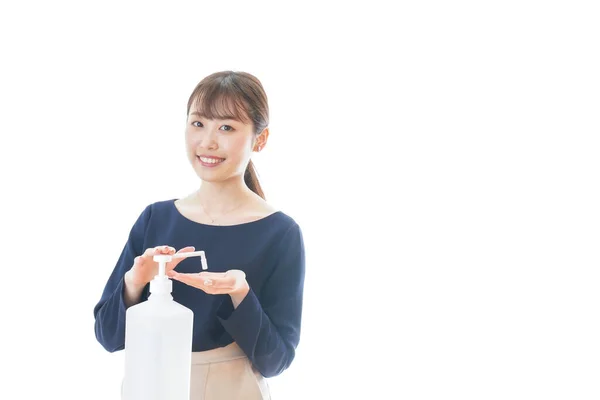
left=250, top=193, right=299, bottom=231
left=130, top=199, right=178, bottom=227
left=142, top=198, right=179, bottom=216
left=147, top=198, right=177, bottom=212
left=265, top=211, right=305, bottom=254
left=236, top=208, right=304, bottom=254
left=261, top=209, right=301, bottom=234
left=262, top=211, right=305, bottom=280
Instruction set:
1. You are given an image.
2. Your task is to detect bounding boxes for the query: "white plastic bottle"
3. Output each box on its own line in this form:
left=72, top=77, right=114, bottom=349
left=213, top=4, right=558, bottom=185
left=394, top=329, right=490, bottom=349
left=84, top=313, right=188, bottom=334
left=122, top=251, right=207, bottom=400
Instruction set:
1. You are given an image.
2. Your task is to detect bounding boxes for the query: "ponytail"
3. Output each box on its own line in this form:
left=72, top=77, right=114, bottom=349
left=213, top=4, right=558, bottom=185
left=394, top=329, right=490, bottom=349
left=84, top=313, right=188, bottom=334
left=244, top=160, right=265, bottom=199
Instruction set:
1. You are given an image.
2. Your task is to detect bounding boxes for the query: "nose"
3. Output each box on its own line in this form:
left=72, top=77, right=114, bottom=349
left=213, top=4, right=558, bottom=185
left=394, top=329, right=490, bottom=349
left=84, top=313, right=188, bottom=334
left=199, top=127, right=218, bottom=150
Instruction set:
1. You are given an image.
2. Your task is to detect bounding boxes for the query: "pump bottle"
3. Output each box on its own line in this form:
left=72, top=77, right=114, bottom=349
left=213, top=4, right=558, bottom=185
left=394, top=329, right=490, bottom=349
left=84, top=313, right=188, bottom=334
left=122, top=250, right=207, bottom=400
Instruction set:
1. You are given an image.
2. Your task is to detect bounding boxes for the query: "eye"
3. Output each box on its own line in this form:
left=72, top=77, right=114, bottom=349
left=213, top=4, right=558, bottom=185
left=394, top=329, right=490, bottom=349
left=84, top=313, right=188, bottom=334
left=191, top=121, right=203, bottom=128
left=220, top=125, right=234, bottom=132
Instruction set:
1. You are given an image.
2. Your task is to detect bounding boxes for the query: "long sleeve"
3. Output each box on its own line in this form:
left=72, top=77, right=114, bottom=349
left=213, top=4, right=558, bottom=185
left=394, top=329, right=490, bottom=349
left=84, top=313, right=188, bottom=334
left=216, top=222, right=306, bottom=378
left=93, top=205, right=151, bottom=352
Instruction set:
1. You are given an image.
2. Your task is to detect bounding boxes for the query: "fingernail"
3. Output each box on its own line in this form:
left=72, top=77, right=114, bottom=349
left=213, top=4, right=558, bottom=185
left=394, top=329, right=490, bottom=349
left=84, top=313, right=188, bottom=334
left=204, top=279, right=213, bottom=286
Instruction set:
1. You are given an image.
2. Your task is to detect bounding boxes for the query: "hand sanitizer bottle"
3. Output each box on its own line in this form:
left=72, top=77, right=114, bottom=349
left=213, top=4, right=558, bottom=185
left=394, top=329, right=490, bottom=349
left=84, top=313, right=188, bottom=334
left=122, top=251, right=207, bottom=400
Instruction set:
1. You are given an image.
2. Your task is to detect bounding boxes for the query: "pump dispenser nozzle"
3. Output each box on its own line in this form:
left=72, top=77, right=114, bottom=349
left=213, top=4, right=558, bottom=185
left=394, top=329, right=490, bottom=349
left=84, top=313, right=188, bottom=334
left=150, top=250, right=208, bottom=295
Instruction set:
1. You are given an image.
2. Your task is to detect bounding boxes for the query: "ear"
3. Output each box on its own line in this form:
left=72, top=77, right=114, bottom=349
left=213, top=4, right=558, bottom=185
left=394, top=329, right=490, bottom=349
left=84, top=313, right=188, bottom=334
left=253, top=128, right=270, bottom=152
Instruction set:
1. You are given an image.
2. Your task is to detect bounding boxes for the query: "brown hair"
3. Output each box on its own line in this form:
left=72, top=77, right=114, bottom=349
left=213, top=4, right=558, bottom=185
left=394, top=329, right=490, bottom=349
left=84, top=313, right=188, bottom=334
left=186, top=71, right=269, bottom=199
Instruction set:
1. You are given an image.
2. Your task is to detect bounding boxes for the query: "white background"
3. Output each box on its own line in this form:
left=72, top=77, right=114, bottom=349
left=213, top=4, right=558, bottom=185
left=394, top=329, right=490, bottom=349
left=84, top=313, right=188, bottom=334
left=0, top=1, right=598, bottom=399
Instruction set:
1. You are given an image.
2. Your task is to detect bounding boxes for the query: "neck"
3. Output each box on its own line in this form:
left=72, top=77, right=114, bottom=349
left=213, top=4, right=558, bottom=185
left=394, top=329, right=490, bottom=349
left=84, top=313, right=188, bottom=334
left=194, top=176, right=254, bottom=213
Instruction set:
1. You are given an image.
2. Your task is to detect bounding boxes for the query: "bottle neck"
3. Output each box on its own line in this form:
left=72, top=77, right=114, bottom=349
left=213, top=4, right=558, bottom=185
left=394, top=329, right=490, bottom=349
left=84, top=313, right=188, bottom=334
left=149, top=292, right=172, bottom=300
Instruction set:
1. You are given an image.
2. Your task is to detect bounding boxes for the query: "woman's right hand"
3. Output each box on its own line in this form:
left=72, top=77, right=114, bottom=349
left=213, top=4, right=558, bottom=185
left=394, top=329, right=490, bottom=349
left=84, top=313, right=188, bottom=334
left=125, top=245, right=196, bottom=288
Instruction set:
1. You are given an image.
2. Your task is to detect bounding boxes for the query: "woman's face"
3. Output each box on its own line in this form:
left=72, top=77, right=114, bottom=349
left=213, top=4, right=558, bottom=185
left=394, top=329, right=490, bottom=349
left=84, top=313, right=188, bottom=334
left=185, top=105, right=257, bottom=183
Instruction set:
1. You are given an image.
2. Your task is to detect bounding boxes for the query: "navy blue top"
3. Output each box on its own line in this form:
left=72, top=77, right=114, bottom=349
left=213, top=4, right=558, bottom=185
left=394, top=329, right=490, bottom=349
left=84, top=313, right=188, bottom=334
left=93, top=199, right=305, bottom=378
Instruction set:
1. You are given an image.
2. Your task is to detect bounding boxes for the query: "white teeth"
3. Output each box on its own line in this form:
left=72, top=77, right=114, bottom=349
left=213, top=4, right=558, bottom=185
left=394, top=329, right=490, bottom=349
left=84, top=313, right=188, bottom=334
left=199, top=156, right=224, bottom=164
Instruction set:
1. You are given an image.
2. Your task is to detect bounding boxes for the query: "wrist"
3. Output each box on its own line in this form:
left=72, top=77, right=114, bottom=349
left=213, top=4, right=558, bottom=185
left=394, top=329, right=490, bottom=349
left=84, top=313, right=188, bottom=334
left=123, top=270, right=146, bottom=308
left=229, top=283, right=250, bottom=309
left=124, top=270, right=147, bottom=291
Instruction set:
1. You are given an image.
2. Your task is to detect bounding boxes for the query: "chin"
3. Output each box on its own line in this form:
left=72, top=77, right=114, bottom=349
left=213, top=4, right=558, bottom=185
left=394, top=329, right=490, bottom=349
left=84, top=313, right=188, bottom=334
left=195, top=170, right=221, bottom=182
left=194, top=167, right=227, bottom=182
left=195, top=169, right=244, bottom=184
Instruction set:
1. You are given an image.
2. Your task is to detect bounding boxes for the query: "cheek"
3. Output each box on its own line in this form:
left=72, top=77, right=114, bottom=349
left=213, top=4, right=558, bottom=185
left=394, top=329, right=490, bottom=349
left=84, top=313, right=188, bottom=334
left=228, top=136, right=253, bottom=158
left=185, top=136, right=199, bottom=162
left=185, top=131, right=199, bottom=150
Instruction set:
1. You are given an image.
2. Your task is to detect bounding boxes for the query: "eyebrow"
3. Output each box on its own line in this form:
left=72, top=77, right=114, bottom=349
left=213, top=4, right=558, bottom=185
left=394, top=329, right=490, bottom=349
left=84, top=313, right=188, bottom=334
left=189, top=111, right=240, bottom=121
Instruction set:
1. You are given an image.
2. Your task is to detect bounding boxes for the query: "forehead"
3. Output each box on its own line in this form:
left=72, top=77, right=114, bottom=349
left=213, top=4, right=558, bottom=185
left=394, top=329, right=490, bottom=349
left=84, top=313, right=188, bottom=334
left=189, top=93, right=252, bottom=124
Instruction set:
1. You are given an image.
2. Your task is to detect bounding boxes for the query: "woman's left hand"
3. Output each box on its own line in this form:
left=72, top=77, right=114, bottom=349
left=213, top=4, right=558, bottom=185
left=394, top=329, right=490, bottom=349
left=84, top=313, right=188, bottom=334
left=167, top=269, right=250, bottom=305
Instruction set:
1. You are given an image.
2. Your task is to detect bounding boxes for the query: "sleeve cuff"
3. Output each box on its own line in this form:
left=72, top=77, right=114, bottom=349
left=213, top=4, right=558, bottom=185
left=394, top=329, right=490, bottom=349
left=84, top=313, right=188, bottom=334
left=217, top=288, right=262, bottom=333
left=117, top=277, right=128, bottom=326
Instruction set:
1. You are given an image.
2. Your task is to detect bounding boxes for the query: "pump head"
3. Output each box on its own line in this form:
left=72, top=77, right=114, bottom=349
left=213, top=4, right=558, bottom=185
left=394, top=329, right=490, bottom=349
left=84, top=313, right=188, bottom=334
left=149, top=250, right=208, bottom=294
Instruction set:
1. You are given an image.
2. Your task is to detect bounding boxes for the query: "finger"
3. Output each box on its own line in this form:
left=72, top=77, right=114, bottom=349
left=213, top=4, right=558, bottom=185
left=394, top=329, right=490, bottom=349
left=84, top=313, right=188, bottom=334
left=197, top=288, right=231, bottom=295
left=203, top=287, right=237, bottom=295
left=169, top=272, right=233, bottom=291
left=197, top=272, right=227, bottom=287
left=157, top=245, right=176, bottom=255
left=205, top=275, right=237, bottom=289
left=197, top=272, right=227, bottom=279
left=133, top=255, right=144, bottom=268
left=169, top=246, right=196, bottom=270
left=169, top=273, right=232, bottom=295
left=225, top=269, right=246, bottom=279
left=132, top=254, right=153, bottom=275
left=141, top=246, right=174, bottom=259
left=142, top=247, right=156, bottom=258
left=168, top=271, right=206, bottom=290
left=177, top=246, right=196, bottom=254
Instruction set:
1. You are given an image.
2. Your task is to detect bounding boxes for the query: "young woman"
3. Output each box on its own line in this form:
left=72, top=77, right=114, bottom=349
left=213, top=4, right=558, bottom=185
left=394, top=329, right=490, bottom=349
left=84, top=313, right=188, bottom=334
left=93, top=71, right=306, bottom=399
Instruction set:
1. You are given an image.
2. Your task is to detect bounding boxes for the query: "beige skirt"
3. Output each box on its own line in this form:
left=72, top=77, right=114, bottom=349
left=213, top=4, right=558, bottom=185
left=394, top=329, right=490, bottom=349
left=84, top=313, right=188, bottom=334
left=190, top=342, right=270, bottom=400
left=121, top=342, right=270, bottom=400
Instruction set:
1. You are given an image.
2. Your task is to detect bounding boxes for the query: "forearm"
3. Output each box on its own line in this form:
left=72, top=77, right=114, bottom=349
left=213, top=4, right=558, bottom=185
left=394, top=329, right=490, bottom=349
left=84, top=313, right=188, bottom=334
left=94, top=276, right=131, bottom=352
left=219, top=288, right=300, bottom=378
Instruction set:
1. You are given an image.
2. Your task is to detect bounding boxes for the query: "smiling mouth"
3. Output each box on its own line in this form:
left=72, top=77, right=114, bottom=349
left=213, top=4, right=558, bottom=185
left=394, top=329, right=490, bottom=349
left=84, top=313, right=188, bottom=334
left=197, top=156, right=225, bottom=166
